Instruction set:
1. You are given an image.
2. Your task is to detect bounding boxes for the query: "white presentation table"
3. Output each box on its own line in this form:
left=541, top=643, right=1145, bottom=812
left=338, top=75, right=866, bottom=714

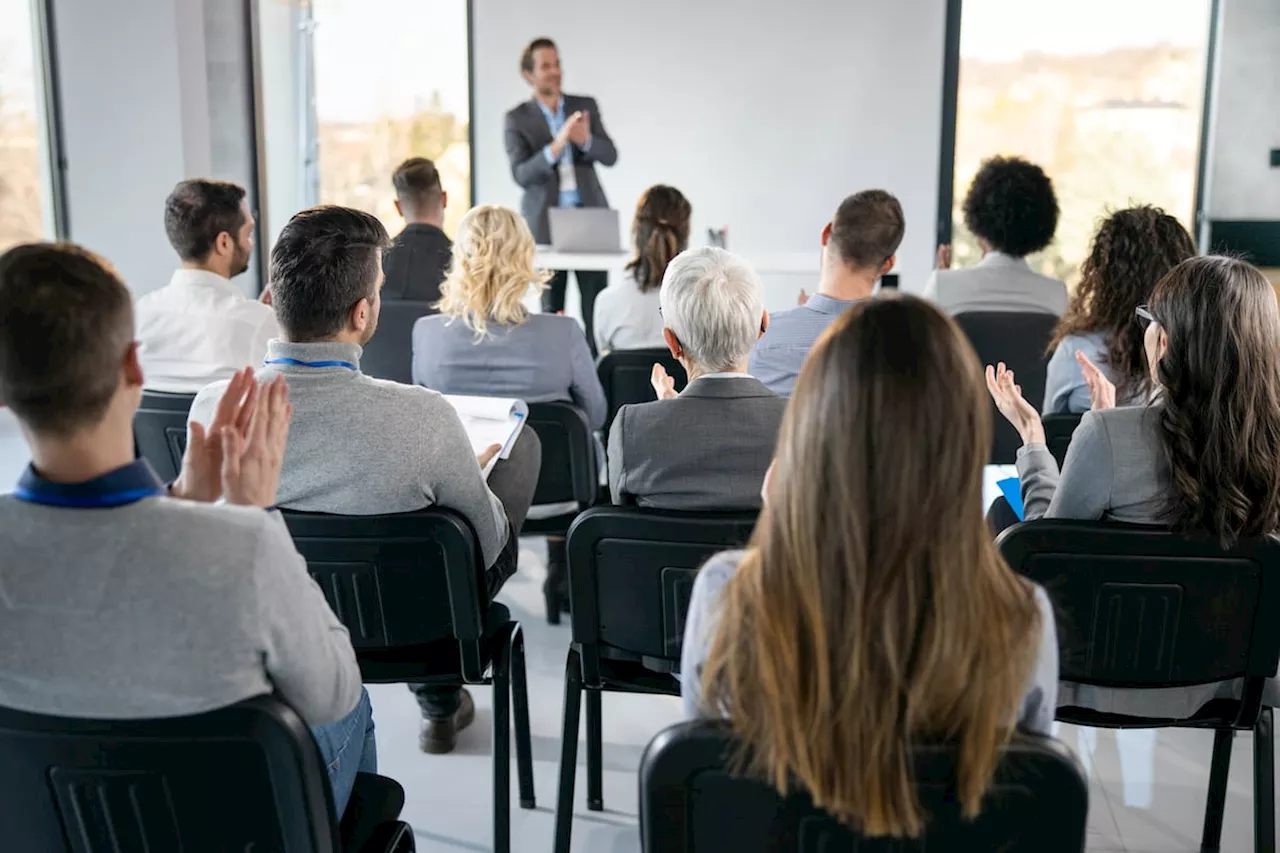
left=534, top=248, right=822, bottom=276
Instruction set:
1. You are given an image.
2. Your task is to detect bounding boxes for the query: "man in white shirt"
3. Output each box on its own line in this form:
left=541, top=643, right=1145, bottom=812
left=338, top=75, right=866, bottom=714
left=136, top=179, right=280, bottom=392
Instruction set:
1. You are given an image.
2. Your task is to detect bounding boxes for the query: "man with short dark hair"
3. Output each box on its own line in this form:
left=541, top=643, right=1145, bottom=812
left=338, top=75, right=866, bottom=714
left=749, top=189, right=905, bottom=395
left=504, top=37, right=618, bottom=351
left=136, top=178, right=280, bottom=391
left=189, top=205, right=541, bottom=755
left=0, top=242, right=376, bottom=817
left=383, top=157, right=451, bottom=304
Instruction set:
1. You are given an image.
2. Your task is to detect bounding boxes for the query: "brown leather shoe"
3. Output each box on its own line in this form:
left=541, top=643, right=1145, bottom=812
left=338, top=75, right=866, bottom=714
left=419, top=688, right=476, bottom=755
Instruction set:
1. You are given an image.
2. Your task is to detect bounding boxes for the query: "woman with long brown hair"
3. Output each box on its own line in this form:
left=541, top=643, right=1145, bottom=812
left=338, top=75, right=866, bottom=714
left=592, top=185, right=691, bottom=353
left=681, top=294, right=1057, bottom=838
left=1043, top=205, right=1195, bottom=413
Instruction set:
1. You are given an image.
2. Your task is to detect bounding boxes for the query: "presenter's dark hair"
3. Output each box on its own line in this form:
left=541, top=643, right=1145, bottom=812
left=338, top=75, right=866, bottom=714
left=1149, top=256, right=1280, bottom=545
left=626, top=185, right=692, bottom=293
left=1050, top=205, right=1195, bottom=403
left=962, top=156, right=1058, bottom=257
left=164, top=178, right=247, bottom=261
left=520, top=37, right=557, bottom=74
left=0, top=243, right=134, bottom=436
left=830, top=189, right=904, bottom=271
left=269, top=206, right=390, bottom=342
left=392, top=157, right=443, bottom=215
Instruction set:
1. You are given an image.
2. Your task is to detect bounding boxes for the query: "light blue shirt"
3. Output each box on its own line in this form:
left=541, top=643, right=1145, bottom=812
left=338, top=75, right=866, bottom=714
left=537, top=97, right=592, bottom=209
left=747, top=293, right=860, bottom=396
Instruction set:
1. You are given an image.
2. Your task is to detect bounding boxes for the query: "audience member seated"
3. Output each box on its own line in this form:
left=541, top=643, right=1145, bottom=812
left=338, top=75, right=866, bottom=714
left=592, top=184, right=690, bottom=354
left=412, top=204, right=608, bottom=427
left=382, top=157, right=452, bottom=304
left=136, top=179, right=280, bottom=391
left=749, top=189, right=904, bottom=395
left=608, top=247, right=784, bottom=510
left=681, top=294, right=1057, bottom=837
left=1042, top=205, right=1195, bottom=413
left=0, top=243, right=376, bottom=817
left=988, top=255, right=1280, bottom=715
left=924, top=156, right=1066, bottom=317
left=190, top=206, right=541, bottom=756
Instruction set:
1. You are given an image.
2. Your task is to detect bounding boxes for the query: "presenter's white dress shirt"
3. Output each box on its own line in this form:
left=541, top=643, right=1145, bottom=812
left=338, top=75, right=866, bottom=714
left=136, top=269, right=280, bottom=393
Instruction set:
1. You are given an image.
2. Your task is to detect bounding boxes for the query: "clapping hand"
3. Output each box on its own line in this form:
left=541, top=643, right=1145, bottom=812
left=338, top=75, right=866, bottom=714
left=985, top=362, right=1045, bottom=446
left=651, top=363, right=678, bottom=400
left=797, top=288, right=809, bottom=306
left=1076, top=351, right=1116, bottom=411
left=935, top=243, right=953, bottom=270
left=172, top=367, right=259, bottom=502
left=566, top=110, right=591, bottom=146
left=221, top=376, right=293, bottom=508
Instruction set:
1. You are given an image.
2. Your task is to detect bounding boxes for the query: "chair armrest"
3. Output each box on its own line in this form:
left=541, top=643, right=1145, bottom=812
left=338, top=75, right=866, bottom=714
left=353, top=820, right=415, bottom=852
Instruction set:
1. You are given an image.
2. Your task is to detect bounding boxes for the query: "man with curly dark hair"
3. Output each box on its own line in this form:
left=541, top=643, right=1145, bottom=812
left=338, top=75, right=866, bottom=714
left=924, top=156, right=1067, bottom=317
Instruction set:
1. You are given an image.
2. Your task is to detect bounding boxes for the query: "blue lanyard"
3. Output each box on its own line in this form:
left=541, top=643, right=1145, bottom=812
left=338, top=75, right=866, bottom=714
left=13, top=486, right=167, bottom=508
left=264, top=357, right=357, bottom=371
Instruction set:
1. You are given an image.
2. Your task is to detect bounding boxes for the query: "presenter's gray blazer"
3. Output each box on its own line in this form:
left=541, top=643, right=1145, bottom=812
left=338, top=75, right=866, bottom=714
left=607, top=376, right=787, bottom=511
left=503, top=94, right=617, bottom=243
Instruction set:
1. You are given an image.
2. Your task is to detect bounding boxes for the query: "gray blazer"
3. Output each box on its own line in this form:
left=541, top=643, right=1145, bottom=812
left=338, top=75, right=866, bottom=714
left=412, top=312, right=608, bottom=430
left=922, top=252, right=1068, bottom=317
left=608, top=376, right=787, bottom=511
left=503, top=94, right=618, bottom=243
left=1016, top=404, right=1169, bottom=524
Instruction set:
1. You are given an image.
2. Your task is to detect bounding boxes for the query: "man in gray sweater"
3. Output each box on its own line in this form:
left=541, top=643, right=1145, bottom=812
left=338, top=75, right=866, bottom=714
left=0, top=243, right=375, bottom=817
left=190, top=205, right=541, bottom=755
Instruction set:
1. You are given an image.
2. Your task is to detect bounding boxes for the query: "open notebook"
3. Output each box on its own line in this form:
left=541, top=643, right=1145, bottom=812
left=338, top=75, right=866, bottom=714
left=441, top=395, right=529, bottom=479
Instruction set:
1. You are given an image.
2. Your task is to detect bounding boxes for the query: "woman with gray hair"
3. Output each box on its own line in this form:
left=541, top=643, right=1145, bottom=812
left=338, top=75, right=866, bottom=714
left=607, top=247, right=788, bottom=510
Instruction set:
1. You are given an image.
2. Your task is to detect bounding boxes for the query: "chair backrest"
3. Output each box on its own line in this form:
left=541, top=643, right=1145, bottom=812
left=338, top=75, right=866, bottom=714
left=528, top=401, right=599, bottom=507
left=281, top=507, right=489, bottom=681
left=133, top=391, right=195, bottom=482
left=596, top=348, right=688, bottom=437
left=1042, top=412, right=1083, bottom=467
left=566, top=506, right=757, bottom=677
left=0, top=695, right=340, bottom=852
left=953, top=312, right=1058, bottom=464
left=361, top=299, right=434, bottom=385
left=998, top=520, right=1280, bottom=721
left=640, top=720, right=1089, bottom=853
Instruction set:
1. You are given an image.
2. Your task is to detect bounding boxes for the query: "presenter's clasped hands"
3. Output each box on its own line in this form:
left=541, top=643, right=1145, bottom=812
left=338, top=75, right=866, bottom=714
left=549, top=110, right=590, bottom=159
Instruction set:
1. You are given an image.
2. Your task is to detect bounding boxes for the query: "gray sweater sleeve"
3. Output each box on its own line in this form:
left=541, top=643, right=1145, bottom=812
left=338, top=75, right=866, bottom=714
left=680, top=551, right=742, bottom=720
left=254, top=512, right=363, bottom=726
left=1019, top=585, right=1060, bottom=734
left=1016, top=410, right=1113, bottom=521
left=568, top=324, right=608, bottom=430
left=419, top=397, right=510, bottom=568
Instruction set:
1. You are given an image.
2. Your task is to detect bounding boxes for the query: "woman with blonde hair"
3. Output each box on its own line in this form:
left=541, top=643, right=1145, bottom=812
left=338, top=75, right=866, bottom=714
left=681, top=294, right=1058, bottom=837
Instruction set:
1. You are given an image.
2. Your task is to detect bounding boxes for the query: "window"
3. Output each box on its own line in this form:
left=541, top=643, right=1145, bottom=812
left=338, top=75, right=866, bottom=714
left=946, top=0, right=1213, bottom=285
left=308, top=0, right=470, bottom=239
left=0, top=0, right=50, bottom=252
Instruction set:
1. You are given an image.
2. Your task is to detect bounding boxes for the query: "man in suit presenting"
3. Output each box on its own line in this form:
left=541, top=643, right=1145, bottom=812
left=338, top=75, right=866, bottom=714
left=504, top=37, right=618, bottom=351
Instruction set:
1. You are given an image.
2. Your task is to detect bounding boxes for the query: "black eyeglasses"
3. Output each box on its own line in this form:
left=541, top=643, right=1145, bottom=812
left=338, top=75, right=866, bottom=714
left=1135, top=304, right=1157, bottom=329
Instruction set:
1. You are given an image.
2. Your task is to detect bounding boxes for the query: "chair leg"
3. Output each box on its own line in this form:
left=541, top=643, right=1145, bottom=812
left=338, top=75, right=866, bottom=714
left=510, top=625, right=536, bottom=809
left=492, top=630, right=513, bottom=853
left=553, top=648, right=583, bottom=853
left=586, top=689, right=604, bottom=811
left=1202, top=728, right=1235, bottom=853
left=1256, top=708, right=1275, bottom=853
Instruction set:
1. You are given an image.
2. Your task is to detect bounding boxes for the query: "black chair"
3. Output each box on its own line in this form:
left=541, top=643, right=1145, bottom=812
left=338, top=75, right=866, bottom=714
left=281, top=508, right=535, bottom=853
left=133, top=390, right=196, bottom=482
left=639, top=720, right=1088, bottom=853
left=523, top=401, right=600, bottom=536
left=998, top=520, right=1280, bottom=853
left=0, top=695, right=413, bottom=852
left=954, top=311, right=1058, bottom=464
left=361, top=299, right=434, bottom=385
left=596, top=348, right=688, bottom=439
left=1042, top=412, right=1084, bottom=467
left=554, top=506, right=758, bottom=853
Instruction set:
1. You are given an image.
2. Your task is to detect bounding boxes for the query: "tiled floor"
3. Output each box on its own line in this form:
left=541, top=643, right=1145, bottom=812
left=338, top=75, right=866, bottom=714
left=0, top=419, right=1269, bottom=852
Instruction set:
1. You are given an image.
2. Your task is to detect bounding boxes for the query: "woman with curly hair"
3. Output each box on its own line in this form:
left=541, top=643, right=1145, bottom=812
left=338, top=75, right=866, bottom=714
left=1043, top=206, right=1196, bottom=413
left=924, top=155, right=1067, bottom=317
left=987, top=255, right=1280, bottom=714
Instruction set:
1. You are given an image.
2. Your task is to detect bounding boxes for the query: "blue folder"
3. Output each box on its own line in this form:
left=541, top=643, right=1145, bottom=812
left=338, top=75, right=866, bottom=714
left=997, top=477, right=1025, bottom=521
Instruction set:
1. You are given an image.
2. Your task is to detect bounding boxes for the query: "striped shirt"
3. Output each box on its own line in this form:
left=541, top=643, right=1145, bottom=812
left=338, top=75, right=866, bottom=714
left=748, top=293, right=860, bottom=395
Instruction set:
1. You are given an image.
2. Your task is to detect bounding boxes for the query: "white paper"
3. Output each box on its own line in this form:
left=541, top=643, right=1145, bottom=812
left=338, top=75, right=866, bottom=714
left=442, top=395, right=529, bottom=478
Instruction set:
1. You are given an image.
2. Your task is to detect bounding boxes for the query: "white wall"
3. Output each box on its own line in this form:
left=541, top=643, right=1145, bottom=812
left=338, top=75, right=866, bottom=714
left=471, top=0, right=948, bottom=304
left=1204, top=0, right=1280, bottom=220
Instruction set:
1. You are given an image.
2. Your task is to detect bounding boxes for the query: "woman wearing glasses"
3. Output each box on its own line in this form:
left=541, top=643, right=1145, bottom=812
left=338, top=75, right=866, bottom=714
left=989, top=255, right=1280, bottom=534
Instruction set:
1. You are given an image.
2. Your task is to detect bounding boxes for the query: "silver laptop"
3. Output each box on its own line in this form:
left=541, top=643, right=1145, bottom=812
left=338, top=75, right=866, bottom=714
left=548, top=208, right=622, bottom=253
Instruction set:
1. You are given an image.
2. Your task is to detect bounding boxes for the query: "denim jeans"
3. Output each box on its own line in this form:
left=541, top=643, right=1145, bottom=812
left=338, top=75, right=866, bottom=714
left=311, top=686, right=378, bottom=816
